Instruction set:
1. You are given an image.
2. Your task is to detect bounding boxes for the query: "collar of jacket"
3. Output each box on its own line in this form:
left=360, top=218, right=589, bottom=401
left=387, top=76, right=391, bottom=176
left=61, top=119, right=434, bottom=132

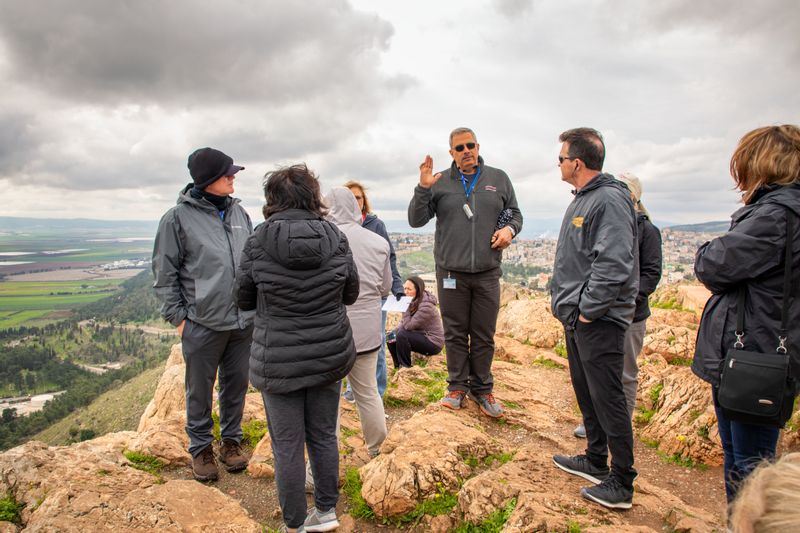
left=265, top=209, right=323, bottom=223
left=449, top=156, right=485, bottom=177
left=732, top=183, right=800, bottom=223
left=178, top=183, right=237, bottom=212
left=573, top=172, right=618, bottom=196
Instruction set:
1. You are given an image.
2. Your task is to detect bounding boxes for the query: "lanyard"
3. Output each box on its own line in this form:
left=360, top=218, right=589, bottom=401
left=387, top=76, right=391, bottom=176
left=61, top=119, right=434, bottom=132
left=459, top=167, right=482, bottom=199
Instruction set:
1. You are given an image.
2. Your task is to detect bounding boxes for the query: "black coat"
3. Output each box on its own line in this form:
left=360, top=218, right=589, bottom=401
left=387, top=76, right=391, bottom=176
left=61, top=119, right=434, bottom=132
left=235, top=209, right=360, bottom=394
left=633, top=213, right=663, bottom=323
left=692, top=184, right=800, bottom=387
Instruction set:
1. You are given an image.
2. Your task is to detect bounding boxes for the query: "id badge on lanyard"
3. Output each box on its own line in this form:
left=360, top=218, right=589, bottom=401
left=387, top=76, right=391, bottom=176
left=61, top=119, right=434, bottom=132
left=460, top=168, right=481, bottom=221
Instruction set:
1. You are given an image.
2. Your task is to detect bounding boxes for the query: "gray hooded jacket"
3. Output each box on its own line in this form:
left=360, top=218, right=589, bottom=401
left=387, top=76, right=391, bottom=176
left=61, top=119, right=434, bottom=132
left=152, top=184, right=255, bottom=331
left=325, top=187, right=392, bottom=354
left=550, top=173, right=639, bottom=329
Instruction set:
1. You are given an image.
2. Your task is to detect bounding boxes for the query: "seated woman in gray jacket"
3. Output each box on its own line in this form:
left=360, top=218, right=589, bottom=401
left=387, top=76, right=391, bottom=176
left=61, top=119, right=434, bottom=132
left=388, top=276, right=445, bottom=368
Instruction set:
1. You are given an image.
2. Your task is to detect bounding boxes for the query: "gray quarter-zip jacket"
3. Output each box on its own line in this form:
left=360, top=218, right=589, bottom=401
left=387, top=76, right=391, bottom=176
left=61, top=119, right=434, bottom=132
left=550, top=173, right=639, bottom=329
left=152, top=184, right=255, bottom=331
left=408, top=157, right=523, bottom=273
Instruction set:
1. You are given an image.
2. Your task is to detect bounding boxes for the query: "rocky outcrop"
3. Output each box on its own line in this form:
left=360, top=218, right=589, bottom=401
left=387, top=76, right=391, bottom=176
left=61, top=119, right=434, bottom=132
left=495, top=297, right=563, bottom=349
left=0, top=440, right=260, bottom=532
left=637, top=355, right=723, bottom=466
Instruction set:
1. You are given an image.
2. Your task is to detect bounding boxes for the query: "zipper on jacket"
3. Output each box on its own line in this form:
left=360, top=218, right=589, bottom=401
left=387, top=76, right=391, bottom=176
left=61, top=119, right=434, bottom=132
left=220, top=209, right=242, bottom=328
left=471, top=192, right=476, bottom=272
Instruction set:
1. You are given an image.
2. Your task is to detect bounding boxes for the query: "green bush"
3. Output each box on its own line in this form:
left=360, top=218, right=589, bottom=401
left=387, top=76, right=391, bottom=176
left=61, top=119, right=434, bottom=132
left=0, top=493, right=23, bottom=524
left=124, top=450, right=165, bottom=475
left=241, top=419, right=267, bottom=448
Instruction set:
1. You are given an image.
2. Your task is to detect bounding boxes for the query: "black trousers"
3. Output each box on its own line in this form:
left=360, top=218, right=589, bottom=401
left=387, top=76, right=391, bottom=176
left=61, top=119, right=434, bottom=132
left=566, top=319, right=637, bottom=488
left=387, top=328, right=442, bottom=368
left=436, top=266, right=501, bottom=395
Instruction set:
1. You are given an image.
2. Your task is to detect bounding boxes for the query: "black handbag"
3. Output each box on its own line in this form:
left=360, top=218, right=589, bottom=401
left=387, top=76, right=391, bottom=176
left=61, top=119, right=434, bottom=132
left=717, top=212, right=797, bottom=428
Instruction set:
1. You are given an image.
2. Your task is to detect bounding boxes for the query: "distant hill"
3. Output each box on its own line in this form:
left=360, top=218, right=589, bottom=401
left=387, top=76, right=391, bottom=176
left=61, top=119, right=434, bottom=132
left=0, top=216, right=156, bottom=236
left=667, top=220, right=729, bottom=233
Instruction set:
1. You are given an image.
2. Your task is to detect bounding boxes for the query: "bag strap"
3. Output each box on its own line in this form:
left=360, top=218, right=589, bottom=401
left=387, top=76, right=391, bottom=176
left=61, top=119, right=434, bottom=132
left=734, top=208, right=795, bottom=353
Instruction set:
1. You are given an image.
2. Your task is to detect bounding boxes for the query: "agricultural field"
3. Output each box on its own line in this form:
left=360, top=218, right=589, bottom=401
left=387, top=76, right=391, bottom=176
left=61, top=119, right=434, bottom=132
left=0, top=280, right=127, bottom=329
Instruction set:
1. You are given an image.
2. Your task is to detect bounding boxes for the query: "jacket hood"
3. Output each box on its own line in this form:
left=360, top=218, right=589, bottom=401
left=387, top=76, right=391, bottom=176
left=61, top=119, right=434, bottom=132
left=261, top=209, right=341, bottom=271
left=733, top=183, right=800, bottom=222
left=422, top=290, right=438, bottom=306
left=575, top=173, right=625, bottom=196
left=325, top=187, right=362, bottom=226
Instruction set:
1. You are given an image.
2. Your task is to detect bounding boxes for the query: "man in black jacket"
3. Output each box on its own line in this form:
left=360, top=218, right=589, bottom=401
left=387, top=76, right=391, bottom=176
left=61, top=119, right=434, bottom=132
left=408, top=127, right=522, bottom=418
left=573, top=172, right=662, bottom=438
left=550, top=128, right=639, bottom=510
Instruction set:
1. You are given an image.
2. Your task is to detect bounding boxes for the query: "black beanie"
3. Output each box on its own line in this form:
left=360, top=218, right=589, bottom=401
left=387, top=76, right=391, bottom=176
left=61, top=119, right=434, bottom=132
left=187, top=147, right=244, bottom=189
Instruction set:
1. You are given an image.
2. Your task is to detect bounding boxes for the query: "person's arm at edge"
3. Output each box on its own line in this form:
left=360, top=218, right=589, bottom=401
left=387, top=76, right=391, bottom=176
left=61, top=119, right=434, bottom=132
left=152, top=210, right=188, bottom=328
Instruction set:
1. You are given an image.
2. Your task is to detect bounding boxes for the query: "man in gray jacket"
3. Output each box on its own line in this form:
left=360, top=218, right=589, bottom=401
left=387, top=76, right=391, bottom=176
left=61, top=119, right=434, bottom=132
left=152, top=147, right=254, bottom=481
left=550, top=128, right=638, bottom=510
left=325, top=187, right=391, bottom=457
left=408, top=127, right=522, bottom=418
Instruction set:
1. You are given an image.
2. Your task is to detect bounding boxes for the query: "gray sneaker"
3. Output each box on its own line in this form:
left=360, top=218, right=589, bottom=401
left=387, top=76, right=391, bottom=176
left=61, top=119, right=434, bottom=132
left=440, top=390, right=467, bottom=410
left=468, top=392, right=504, bottom=418
left=581, top=477, right=633, bottom=509
left=343, top=388, right=355, bottom=403
left=303, top=507, right=339, bottom=532
left=573, top=424, right=586, bottom=438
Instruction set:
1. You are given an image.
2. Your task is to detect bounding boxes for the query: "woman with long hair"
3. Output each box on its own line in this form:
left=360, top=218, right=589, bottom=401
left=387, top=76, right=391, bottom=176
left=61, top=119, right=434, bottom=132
left=388, top=276, right=444, bottom=368
left=235, top=164, right=359, bottom=533
left=692, top=124, right=800, bottom=503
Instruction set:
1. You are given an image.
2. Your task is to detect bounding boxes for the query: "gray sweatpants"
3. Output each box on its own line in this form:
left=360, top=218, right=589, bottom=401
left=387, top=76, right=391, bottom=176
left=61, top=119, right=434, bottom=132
left=622, top=319, right=647, bottom=419
left=348, top=349, right=387, bottom=455
left=181, top=319, right=253, bottom=457
left=262, top=381, right=341, bottom=530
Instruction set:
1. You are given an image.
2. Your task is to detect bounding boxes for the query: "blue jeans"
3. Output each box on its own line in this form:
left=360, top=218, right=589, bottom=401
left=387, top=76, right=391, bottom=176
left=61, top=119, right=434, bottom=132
left=345, top=307, right=388, bottom=398
left=714, top=401, right=780, bottom=502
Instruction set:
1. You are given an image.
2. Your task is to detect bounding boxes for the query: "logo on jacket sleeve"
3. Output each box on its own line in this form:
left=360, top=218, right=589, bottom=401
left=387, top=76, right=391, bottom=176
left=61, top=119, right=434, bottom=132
left=571, top=216, right=584, bottom=228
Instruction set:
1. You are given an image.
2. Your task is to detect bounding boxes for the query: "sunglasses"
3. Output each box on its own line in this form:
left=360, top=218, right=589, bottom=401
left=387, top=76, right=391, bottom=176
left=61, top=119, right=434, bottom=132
left=558, top=155, right=577, bottom=164
left=453, top=142, right=476, bottom=152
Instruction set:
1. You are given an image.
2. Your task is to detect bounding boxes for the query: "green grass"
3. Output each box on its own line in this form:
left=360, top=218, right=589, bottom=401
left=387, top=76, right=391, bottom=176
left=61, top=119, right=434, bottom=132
left=124, top=450, right=165, bottom=476
left=567, top=520, right=582, bottom=533
left=669, top=357, right=693, bottom=367
left=0, top=493, right=23, bottom=524
left=0, top=309, right=53, bottom=329
left=453, top=497, right=517, bottom=533
left=241, top=419, right=268, bottom=448
left=554, top=340, right=567, bottom=358
left=342, top=467, right=376, bottom=520
left=500, top=399, right=521, bottom=410
left=649, top=383, right=664, bottom=404
left=532, top=356, right=564, bottom=369
left=635, top=406, right=656, bottom=424
left=386, top=485, right=458, bottom=527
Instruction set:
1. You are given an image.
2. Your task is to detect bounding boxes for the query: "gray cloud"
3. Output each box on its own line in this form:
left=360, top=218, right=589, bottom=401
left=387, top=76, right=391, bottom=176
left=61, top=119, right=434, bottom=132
left=0, top=0, right=407, bottom=106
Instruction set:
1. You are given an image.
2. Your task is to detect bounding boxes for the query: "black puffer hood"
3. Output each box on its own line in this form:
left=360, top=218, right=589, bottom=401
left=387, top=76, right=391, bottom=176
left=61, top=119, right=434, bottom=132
left=260, top=209, right=341, bottom=270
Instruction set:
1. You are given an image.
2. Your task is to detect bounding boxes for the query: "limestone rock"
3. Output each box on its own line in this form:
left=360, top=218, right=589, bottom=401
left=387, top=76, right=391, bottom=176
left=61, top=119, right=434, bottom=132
left=0, top=440, right=260, bottom=531
left=495, top=298, right=562, bottom=348
left=638, top=363, right=723, bottom=467
left=360, top=408, right=505, bottom=518
left=247, top=432, right=275, bottom=478
left=138, top=344, right=186, bottom=433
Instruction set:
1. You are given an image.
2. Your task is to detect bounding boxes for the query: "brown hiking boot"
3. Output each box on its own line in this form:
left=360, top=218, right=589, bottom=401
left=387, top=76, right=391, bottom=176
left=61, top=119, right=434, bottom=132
left=218, top=439, right=248, bottom=472
left=192, top=443, right=218, bottom=481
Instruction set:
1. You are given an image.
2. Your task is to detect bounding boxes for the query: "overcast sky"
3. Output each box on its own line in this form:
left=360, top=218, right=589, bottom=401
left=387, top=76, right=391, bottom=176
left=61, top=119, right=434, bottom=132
left=1, top=0, right=798, bottom=234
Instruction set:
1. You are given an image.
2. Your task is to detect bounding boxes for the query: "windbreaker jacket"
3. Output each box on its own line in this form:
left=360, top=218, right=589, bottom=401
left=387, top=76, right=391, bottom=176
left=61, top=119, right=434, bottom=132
left=363, top=213, right=403, bottom=296
left=551, top=173, right=639, bottom=329
left=152, top=184, right=254, bottom=331
left=692, top=184, right=800, bottom=387
left=326, top=188, right=392, bottom=354
left=408, top=157, right=523, bottom=273
left=234, top=209, right=359, bottom=394
left=398, top=290, right=445, bottom=347
left=633, top=213, right=663, bottom=323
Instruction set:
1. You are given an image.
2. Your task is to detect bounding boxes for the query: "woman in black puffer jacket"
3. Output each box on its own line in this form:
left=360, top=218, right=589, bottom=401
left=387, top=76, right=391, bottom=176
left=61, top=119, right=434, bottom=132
left=692, top=124, right=800, bottom=504
left=235, top=164, right=359, bottom=533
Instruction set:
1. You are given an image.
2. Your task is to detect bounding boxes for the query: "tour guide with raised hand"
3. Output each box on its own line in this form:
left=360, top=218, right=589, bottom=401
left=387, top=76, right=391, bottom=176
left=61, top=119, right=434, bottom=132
left=550, top=127, right=639, bottom=510
left=408, top=127, right=522, bottom=418
left=152, top=147, right=254, bottom=482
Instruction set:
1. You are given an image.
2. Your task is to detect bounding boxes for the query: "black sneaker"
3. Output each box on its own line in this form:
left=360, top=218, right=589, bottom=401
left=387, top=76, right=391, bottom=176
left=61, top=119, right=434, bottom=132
left=552, top=454, right=609, bottom=484
left=581, top=477, right=633, bottom=509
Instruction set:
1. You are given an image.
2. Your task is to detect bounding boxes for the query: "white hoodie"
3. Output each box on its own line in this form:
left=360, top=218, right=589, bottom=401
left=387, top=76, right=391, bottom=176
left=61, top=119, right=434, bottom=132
left=325, top=187, right=391, bottom=353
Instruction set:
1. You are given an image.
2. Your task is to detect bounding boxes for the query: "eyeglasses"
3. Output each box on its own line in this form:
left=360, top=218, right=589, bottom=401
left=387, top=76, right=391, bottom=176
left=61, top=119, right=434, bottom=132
left=453, top=143, right=476, bottom=152
left=558, top=155, right=576, bottom=164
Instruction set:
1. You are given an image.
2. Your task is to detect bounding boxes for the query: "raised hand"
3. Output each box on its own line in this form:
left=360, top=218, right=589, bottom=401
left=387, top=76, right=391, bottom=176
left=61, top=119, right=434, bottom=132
left=419, top=155, right=442, bottom=189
